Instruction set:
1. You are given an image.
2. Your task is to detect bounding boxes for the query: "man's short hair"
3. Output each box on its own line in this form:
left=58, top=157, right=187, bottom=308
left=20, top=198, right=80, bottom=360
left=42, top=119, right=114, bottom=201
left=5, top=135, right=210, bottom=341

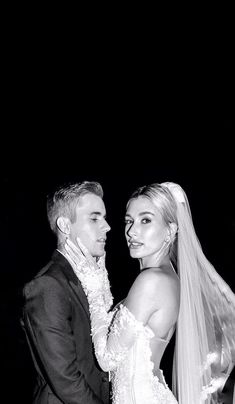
left=47, top=181, right=103, bottom=234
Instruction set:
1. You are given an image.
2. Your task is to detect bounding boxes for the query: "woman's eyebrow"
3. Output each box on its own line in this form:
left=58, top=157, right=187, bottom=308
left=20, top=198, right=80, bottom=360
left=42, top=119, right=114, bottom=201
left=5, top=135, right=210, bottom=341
left=125, top=211, right=155, bottom=217
left=139, top=211, right=155, bottom=216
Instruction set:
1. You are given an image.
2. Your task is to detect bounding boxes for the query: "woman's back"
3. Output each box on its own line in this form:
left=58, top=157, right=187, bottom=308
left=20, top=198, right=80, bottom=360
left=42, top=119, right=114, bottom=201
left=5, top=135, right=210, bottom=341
left=125, top=264, right=180, bottom=369
left=146, top=265, right=180, bottom=371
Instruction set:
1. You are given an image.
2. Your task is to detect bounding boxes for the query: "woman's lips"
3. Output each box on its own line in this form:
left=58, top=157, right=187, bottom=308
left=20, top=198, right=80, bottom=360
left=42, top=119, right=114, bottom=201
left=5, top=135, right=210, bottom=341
left=129, top=242, right=143, bottom=249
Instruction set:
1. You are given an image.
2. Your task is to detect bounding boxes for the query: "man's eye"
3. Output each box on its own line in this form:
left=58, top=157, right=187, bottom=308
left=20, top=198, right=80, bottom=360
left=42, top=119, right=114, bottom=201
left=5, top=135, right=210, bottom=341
left=91, top=218, right=98, bottom=222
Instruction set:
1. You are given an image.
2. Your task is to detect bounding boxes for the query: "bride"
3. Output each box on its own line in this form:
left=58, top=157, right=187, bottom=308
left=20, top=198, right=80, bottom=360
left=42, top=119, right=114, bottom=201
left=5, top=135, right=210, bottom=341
left=65, top=182, right=235, bottom=403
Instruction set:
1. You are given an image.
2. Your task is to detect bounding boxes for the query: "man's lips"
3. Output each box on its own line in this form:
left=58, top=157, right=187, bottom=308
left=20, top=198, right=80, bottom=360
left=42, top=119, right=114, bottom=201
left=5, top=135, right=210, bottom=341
left=97, top=238, right=106, bottom=243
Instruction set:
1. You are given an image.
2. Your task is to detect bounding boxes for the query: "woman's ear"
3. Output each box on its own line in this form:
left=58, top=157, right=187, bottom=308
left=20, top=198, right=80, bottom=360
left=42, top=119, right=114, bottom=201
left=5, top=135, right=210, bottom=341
left=56, top=216, right=71, bottom=235
left=169, top=222, right=178, bottom=240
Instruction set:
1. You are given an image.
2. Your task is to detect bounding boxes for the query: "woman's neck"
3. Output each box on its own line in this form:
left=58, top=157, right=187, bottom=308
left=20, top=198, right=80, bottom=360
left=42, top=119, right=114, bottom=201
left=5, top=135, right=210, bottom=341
left=139, top=254, right=171, bottom=270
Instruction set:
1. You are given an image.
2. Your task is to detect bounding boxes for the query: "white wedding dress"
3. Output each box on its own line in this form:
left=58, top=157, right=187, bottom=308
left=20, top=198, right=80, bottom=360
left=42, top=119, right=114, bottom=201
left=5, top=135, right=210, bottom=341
left=108, top=304, right=178, bottom=403
left=69, top=255, right=178, bottom=403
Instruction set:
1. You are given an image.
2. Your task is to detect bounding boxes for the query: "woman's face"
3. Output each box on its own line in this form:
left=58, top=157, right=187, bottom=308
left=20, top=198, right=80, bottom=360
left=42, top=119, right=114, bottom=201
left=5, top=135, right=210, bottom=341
left=125, top=196, right=168, bottom=264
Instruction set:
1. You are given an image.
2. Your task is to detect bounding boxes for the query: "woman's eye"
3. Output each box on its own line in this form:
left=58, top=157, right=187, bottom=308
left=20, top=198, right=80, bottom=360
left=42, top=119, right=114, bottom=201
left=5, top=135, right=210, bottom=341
left=124, top=219, right=132, bottom=225
left=142, top=218, right=151, bottom=224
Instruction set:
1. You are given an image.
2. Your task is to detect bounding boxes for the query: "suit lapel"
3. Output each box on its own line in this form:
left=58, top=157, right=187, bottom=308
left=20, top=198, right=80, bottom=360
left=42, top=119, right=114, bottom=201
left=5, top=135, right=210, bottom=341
left=51, top=250, right=90, bottom=320
left=69, top=279, right=90, bottom=320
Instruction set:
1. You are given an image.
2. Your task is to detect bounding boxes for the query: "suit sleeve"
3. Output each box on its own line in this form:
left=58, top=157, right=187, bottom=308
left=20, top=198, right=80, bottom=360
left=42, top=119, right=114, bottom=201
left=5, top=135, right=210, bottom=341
left=22, top=276, right=103, bottom=404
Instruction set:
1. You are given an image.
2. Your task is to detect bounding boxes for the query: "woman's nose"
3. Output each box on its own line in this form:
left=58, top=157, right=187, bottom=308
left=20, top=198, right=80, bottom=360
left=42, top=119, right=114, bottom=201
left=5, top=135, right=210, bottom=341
left=127, top=224, right=138, bottom=238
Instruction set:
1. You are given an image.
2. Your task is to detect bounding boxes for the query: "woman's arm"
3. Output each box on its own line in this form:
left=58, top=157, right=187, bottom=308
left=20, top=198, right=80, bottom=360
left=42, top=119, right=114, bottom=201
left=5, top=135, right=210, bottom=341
left=65, top=238, right=179, bottom=372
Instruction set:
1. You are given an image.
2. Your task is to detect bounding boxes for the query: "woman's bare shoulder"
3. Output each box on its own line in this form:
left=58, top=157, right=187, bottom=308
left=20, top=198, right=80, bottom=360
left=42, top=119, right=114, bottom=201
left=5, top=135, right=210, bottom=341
left=127, top=266, right=179, bottom=304
left=125, top=267, right=179, bottom=324
left=133, top=266, right=178, bottom=288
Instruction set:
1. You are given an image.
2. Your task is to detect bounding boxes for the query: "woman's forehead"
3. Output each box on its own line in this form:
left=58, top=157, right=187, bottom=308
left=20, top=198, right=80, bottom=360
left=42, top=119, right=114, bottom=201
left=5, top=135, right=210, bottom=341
left=126, top=196, right=159, bottom=215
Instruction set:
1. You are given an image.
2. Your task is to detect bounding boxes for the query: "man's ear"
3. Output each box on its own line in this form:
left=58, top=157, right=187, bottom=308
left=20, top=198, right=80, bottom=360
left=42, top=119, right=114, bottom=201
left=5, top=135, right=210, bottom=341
left=56, top=217, right=71, bottom=235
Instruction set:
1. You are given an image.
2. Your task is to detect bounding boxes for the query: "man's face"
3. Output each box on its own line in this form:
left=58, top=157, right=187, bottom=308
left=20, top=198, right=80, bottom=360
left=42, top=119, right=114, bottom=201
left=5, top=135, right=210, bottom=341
left=69, top=193, right=110, bottom=257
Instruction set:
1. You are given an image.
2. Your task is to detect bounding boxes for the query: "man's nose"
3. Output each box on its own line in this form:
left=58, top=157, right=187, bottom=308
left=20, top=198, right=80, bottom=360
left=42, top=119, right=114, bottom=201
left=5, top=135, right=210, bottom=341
left=104, top=220, right=111, bottom=232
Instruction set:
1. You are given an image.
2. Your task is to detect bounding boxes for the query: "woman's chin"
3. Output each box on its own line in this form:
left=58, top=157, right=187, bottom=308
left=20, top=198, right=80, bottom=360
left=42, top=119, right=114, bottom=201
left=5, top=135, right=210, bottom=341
left=129, top=249, right=142, bottom=258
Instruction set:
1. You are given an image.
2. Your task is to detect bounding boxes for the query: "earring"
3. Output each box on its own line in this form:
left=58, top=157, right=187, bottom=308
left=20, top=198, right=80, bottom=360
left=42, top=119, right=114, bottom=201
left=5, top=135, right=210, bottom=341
left=165, top=236, right=171, bottom=243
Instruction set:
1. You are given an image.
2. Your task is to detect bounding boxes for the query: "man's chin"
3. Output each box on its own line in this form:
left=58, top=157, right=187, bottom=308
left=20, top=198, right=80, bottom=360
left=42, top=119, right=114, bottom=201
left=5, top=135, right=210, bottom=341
left=92, top=247, right=106, bottom=258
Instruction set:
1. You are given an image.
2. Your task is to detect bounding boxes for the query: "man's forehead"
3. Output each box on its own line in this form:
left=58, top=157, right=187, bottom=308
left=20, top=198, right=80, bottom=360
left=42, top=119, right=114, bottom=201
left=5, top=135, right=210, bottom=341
left=76, top=193, right=105, bottom=212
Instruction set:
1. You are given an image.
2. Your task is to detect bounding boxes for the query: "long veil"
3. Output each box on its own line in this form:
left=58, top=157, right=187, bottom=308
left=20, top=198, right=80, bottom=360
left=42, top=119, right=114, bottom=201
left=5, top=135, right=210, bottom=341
left=162, top=182, right=235, bottom=404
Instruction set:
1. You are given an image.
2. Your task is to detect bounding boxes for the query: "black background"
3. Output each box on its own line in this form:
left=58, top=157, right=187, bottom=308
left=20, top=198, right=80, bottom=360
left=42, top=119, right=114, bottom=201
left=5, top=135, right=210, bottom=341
left=2, top=19, right=234, bottom=401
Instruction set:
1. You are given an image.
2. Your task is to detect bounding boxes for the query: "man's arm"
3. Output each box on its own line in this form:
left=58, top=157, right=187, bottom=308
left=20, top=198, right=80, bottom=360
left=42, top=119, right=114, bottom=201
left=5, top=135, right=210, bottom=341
left=23, top=276, right=103, bottom=404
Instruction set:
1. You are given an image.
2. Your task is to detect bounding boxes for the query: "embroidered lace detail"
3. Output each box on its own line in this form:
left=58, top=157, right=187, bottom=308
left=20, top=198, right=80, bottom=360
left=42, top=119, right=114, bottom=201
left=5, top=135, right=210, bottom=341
left=110, top=306, right=178, bottom=404
left=71, top=258, right=113, bottom=311
left=90, top=303, right=147, bottom=372
left=111, top=304, right=145, bottom=335
left=97, top=255, right=113, bottom=311
left=200, top=350, right=231, bottom=401
left=201, top=376, right=227, bottom=401
left=68, top=244, right=178, bottom=403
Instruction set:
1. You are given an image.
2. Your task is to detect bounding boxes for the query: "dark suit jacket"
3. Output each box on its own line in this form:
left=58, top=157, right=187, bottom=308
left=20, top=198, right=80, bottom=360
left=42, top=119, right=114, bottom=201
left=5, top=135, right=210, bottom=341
left=22, top=250, right=110, bottom=404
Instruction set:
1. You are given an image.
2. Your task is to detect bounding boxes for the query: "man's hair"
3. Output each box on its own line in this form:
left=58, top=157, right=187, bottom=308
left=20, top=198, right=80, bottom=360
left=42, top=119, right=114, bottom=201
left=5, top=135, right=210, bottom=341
left=47, top=181, right=103, bottom=234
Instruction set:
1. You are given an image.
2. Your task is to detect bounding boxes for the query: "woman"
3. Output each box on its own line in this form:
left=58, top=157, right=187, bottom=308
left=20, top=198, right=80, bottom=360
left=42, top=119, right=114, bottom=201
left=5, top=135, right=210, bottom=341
left=65, top=182, right=235, bottom=403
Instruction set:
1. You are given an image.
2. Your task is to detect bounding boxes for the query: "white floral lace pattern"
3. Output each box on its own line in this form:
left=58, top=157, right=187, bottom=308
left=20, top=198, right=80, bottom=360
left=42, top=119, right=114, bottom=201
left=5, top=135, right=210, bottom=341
left=71, top=258, right=113, bottom=311
left=110, top=305, right=178, bottom=404
left=67, top=244, right=178, bottom=403
left=96, top=256, right=113, bottom=311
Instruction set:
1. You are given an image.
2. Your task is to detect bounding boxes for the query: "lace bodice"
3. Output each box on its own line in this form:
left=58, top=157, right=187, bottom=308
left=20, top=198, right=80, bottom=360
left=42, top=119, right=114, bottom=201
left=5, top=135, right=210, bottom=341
left=109, top=305, right=178, bottom=404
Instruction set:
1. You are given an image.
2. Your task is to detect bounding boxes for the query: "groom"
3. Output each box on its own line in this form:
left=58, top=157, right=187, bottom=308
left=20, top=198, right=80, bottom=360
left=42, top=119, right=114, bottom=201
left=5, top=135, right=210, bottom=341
left=21, top=181, right=111, bottom=403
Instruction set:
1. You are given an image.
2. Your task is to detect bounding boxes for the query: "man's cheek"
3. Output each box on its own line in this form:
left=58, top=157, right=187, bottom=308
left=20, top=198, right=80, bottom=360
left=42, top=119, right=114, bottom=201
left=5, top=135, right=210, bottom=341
left=79, top=232, right=93, bottom=252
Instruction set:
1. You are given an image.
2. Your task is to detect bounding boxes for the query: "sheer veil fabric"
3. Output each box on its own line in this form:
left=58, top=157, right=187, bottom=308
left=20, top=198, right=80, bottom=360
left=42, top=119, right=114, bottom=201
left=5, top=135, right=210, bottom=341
left=162, top=183, right=235, bottom=403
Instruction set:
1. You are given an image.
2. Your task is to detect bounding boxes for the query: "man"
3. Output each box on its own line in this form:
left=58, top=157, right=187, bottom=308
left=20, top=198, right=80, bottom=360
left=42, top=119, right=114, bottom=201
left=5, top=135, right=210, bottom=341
left=21, top=181, right=111, bottom=403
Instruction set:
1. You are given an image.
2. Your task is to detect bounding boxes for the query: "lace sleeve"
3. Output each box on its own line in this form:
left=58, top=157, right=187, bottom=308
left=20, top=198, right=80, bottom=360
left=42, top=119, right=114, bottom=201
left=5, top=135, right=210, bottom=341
left=63, top=238, right=143, bottom=372
left=89, top=294, right=144, bottom=372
